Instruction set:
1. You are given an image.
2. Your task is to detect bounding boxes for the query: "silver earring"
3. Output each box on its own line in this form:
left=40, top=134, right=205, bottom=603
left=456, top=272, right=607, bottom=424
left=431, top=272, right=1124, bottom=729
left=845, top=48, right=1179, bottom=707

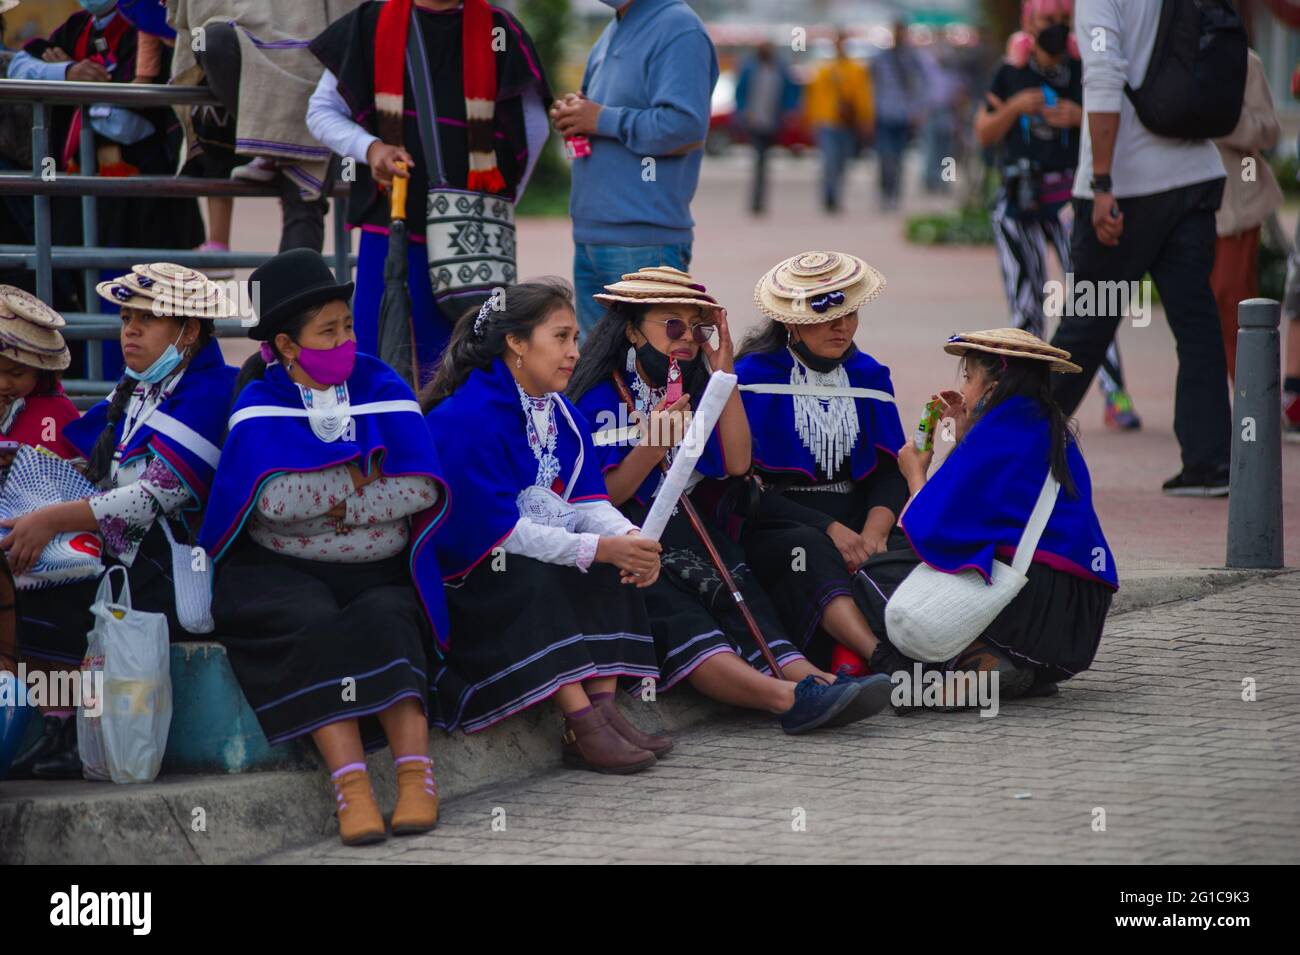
left=625, top=345, right=637, bottom=374
left=516, top=354, right=522, bottom=369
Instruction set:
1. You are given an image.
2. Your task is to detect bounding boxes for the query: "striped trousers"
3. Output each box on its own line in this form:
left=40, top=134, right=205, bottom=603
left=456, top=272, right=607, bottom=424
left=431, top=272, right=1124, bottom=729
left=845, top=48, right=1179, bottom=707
left=991, top=189, right=1126, bottom=397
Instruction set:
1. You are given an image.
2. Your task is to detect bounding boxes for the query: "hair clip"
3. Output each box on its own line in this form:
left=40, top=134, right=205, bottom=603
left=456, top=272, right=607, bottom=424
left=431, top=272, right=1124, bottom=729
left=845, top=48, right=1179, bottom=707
left=809, top=290, right=845, bottom=313
left=473, top=299, right=494, bottom=339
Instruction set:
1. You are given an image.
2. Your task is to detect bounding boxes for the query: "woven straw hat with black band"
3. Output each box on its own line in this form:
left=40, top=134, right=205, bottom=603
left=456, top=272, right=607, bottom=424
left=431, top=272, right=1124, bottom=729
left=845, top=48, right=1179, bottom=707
left=0, top=285, right=71, bottom=372
left=754, top=250, right=886, bottom=325
left=593, top=266, right=724, bottom=314
left=95, top=263, right=236, bottom=320
left=944, top=327, right=1082, bottom=374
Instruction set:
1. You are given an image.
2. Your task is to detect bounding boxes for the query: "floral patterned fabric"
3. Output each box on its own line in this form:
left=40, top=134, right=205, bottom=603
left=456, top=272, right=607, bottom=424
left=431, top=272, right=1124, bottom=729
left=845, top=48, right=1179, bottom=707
left=87, top=454, right=197, bottom=566
left=248, top=464, right=440, bottom=563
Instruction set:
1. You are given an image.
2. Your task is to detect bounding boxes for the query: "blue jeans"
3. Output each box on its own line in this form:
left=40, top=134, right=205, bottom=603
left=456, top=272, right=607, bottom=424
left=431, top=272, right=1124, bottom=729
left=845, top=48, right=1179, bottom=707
left=573, top=242, right=693, bottom=334
left=875, top=120, right=911, bottom=203
left=816, top=126, right=856, bottom=210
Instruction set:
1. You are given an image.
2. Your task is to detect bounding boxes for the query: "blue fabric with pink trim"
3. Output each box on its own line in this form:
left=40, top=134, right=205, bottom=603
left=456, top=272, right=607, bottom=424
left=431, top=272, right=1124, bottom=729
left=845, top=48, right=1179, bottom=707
left=196, top=352, right=452, bottom=646
left=65, top=339, right=236, bottom=507
left=574, top=367, right=727, bottom=508
left=899, top=394, right=1119, bottom=590
left=426, top=356, right=609, bottom=581
left=735, top=347, right=906, bottom=483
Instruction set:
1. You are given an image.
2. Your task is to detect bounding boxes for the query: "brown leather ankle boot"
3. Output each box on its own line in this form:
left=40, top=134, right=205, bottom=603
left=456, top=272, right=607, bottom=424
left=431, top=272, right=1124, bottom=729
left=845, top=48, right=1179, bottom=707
left=592, top=694, right=672, bottom=758
left=561, top=706, right=656, bottom=774
left=390, top=758, right=440, bottom=836
left=332, top=769, right=387, bottom=846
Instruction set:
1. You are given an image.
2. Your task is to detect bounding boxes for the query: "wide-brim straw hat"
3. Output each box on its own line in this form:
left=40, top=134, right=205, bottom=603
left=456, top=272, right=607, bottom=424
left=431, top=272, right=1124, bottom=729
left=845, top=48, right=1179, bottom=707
left=592, top=266, right=724, bottom=313
left=95, top=263, right=236, bottom=319
left=944, top=327, right=1082, bottom=374
left=754, top=250, right=886, bottom=325
left=0, top=285, right=70, bottom=371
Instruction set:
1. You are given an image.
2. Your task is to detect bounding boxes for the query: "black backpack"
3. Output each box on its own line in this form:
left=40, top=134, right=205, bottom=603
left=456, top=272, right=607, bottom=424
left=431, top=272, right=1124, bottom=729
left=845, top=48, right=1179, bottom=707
left=1124, top=0, right=1247, bottom=140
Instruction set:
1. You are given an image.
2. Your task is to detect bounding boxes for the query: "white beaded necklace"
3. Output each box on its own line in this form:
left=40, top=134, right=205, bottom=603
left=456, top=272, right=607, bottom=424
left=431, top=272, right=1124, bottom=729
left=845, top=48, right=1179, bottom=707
left=789, top=347, right=858, bottom=477
left=299, top=381, right=352, bottom=443
left=517, top=382, right=561, bottom=489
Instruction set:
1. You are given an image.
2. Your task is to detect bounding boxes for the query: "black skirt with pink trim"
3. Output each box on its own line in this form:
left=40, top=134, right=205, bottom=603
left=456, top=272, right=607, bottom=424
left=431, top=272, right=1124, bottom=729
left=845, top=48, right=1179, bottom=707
left=429, top=556, right=659, bottom=734
left=619, top=498, right=804, bottom=693
left=213, top=542, right=431, bottom=752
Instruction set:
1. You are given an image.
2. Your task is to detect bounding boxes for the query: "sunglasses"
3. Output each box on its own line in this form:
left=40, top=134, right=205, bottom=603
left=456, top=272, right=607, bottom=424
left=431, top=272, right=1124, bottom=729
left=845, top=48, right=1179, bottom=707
left=643, top=317, right=718, bottom=345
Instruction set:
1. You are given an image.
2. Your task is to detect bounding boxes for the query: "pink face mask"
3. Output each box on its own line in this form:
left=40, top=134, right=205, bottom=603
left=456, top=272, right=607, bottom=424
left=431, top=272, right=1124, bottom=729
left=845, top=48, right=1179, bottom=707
left=295, top=339, right=357, bottom=386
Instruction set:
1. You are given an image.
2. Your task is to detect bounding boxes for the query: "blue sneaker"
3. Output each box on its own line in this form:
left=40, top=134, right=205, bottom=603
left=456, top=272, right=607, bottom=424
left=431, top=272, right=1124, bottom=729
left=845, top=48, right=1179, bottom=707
left=779, top=675, right=864, bottom=735
left=824, top=671, right=895, bottom=727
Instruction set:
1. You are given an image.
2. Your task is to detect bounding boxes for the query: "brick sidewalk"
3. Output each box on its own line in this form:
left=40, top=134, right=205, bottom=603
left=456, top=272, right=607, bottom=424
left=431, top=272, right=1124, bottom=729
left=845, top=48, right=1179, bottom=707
left=265, top=571, right=1300, bottom=865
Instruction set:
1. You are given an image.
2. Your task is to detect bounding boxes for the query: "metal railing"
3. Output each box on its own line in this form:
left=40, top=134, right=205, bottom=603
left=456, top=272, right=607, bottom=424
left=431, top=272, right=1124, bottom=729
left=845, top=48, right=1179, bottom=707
left=0, top=78, right=356, bottom=401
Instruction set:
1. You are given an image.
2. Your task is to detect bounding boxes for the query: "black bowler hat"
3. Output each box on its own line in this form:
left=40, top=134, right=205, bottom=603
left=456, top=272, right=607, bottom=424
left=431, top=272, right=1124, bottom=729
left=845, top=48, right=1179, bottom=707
left=247, top=249, right=355, bottom=342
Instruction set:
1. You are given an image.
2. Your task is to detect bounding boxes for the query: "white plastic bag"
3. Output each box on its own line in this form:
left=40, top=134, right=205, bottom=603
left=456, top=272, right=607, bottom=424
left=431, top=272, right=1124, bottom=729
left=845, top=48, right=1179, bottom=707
left=77, top=567, right=173, bottom=784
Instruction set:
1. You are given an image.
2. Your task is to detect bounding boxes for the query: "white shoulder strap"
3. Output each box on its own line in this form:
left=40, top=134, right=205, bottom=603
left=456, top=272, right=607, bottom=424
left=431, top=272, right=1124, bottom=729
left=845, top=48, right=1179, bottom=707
left=552, top=397, right=584, bottom=502
left=738, top=383, right=896, bottom=402
left=227, top=399, right=422, bottom=431
left=1010, top=470, right=1060, bottom=576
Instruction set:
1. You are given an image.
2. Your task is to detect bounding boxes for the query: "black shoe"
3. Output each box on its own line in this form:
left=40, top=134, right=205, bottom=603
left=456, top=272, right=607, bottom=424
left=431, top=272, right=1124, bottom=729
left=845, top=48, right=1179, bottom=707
left=825, top=671, right=895, bottom=727
left=6, top=714, right=67, bottom=780
left=31, top=715, right=81, bottom=780
left=1161, top=466, right=1229, bottom=497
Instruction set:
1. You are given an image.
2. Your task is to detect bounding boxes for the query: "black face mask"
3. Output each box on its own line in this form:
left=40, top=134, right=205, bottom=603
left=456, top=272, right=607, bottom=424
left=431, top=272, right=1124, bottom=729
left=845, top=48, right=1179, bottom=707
left=1036, top=22, right=1070, bottom=56
left=790, top=338, right=857, bottom=374
left=634, top=342, right=710, bottom=399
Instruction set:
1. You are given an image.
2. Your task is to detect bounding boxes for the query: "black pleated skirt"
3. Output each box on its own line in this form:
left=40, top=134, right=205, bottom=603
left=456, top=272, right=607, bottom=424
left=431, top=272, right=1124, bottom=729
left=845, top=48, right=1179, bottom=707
left=430, top=556, right=659, bottom=734
left=213, top=543, right=431, bottom=752
left=622, top=498, right=805, bottom=692
left=853, top=546, right=1114, bottom=681
left=741, top=485, right=902, bottom=667
left=17, top=524, right=186, bottom=667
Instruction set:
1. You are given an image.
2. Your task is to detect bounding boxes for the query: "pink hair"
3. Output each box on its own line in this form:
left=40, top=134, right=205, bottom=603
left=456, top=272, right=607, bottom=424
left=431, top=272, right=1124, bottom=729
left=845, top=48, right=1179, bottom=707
left=1007, top=0, right=1078, bottom=65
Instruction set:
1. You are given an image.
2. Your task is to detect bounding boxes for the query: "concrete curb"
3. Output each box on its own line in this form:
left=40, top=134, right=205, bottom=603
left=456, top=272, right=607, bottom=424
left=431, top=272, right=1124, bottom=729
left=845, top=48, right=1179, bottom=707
left=2, top=566, right=1291, bottom=865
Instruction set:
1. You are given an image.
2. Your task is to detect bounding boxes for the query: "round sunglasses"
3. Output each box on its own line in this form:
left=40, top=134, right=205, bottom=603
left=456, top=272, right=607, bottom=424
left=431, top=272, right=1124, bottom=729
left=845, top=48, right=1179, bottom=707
left=642, top=317, right=718, bottom=345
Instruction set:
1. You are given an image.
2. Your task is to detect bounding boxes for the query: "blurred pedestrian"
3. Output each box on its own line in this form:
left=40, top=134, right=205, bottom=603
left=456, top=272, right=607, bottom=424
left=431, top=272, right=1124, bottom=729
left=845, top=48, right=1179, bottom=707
left=734, top=40, right=800, bottom=215
left=804, top=29, right=872, bottom=214
left=553, top=0, right=718, bottom=336
left=977, top=0, right=1141, bottom=431
left=870, top=21, right=927, bottom=211
left=1210, top=49, right=1281, bottom=381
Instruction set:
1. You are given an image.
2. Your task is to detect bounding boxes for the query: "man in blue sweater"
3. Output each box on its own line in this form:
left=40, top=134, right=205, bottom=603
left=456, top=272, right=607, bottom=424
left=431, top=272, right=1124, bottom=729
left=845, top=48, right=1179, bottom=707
left=550, top=0, right=719, bottom=334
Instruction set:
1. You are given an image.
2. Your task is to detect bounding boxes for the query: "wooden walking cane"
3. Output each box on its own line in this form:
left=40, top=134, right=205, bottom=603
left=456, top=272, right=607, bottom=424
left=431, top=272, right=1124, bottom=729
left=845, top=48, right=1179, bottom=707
left=611, top=370, right=785, bottom=680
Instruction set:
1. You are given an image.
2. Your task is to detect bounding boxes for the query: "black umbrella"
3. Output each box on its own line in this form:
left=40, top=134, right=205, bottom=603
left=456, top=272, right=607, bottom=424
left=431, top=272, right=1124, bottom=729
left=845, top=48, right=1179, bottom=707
left=376, top=164, right=417, bottom=388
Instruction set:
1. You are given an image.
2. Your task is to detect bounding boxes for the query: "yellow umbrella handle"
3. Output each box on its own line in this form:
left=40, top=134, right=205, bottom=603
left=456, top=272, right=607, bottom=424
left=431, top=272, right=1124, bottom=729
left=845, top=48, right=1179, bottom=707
left=391, top=161, right=408, bottom=221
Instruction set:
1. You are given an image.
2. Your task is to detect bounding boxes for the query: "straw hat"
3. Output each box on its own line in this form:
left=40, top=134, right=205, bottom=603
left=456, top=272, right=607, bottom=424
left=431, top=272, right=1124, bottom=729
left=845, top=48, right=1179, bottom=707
left=95, top=263, right=236, bottom=319
left=754, top=250, right=886, bottom=325
left=0, top=2, right=20, bottom=16
left=592, top=266, right=723, bottom=313
left=943, top=327, right=1082, bottom=374
left=0, top=285, right=71, bottom=372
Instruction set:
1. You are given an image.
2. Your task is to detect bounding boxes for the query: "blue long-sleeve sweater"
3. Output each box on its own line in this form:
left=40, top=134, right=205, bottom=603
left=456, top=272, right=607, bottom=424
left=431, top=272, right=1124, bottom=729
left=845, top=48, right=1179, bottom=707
left=571, top=0, right=718, bottom=246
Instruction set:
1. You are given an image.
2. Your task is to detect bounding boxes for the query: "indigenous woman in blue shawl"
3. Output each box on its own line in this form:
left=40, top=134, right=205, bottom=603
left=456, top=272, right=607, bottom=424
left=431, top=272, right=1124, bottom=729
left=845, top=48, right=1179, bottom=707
left=735, top=252, right=911, bottom=678
left=422, top=279, right=669, bottom=776
left=198, top=250, right=448, bottom=847
left=859, top=327, right=1118, bottom=698
left=568, top=267, right=891, bottom=736
left=2, top=264, right=236, bottom=780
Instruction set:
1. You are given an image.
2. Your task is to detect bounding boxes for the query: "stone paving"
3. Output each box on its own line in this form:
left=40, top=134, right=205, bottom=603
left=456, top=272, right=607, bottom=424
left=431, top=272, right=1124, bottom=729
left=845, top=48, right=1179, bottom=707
left=265, top=571, right=1300, bottom=865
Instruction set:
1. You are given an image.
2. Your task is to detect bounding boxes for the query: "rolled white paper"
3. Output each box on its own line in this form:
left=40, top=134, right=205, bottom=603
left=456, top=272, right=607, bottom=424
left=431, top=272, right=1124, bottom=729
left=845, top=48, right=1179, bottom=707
left=638, top=370, right=737, bottom=542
